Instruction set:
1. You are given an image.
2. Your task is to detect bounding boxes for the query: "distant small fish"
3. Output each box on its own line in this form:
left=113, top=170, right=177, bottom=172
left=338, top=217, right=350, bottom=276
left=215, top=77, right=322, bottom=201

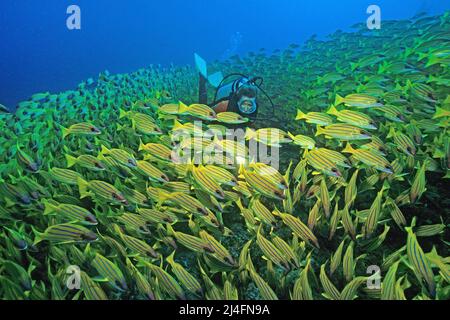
left=316, top=124, right=372, bottom=141
left=66, top=154, right=106, bottom=171
left=217, top=112, right=249, bottom=124
left=61, top=122, right=101, bottom=138
left=335, top=93, right=383, bottom=108
left=296, top=108, right=334, bottom=126
left=0, top=104, right=10, bottom=113
left=33, top=223, right=97, bottom=245
left=77, top=178, right=127, bottom=204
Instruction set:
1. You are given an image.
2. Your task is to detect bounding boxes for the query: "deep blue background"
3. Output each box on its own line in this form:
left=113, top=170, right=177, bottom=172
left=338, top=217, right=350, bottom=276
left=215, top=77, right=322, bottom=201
left=0, top=0, right=448, bottom=109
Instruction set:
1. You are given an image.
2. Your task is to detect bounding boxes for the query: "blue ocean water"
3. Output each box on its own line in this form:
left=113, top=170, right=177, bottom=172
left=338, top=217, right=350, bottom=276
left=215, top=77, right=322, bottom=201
left=0, top=0, right=448, bottom=109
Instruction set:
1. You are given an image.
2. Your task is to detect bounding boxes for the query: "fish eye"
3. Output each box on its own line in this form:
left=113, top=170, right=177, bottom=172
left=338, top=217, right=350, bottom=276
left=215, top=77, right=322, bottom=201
left=112, top=192, right=122, bottom=200
left=331, top=168, right=338, bottom=173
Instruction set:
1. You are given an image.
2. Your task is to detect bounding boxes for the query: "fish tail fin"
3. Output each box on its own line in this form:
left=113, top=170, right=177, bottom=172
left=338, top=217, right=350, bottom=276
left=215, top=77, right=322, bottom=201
left=31, top=226, right=44, bottom=246
left=100, top=144, right=110, bottom=155
left=157, top=190, right=171, bottom=203
left=173, top=119, right=184, bottom=130
left=238, top=163, right=246, bottom=176
left=42, top=199, right=58, bottom=215
left=5, top=197, right=15, bottom=208
left=445, top=95, right=450, bottom=105
left=315, top=126, right=324, bottom=137
left=327, top=105, right=339, bottom=116
left=77, top=177, right=90, bottom=199
left=245, top=127, right=256, bottom=140
left=406, top=79, right=413, bottom=90
left=97, top=153, right=107, bottom=162
left=425, top=56, right=439, bottom=68
left=65, top=154, right=78, bottom=168
left=166, top=224, right=176, bottom=237
left=119, top=108, right=129, bottom=119
left=433, top=107, right=449, bottom=119
left=404, top=47, right=415, bottom=58
left=427, top=246, right=441, bottom=262
left=417, top=52, right=428, bottom=61
left=186, top=158, right=195, bottom=173
left=272, top=209, right=281, bottom=217
left=295, top=108, right=305, bottom=120
left=377, top=62, right=386, bottom=74
left=116, top=123, right=124, bottom=131
left=178, top=101, right=189, bottom=114
left=138, top=139, right=146, bottom=152
left=61, top=126, right=70, bottom=139
left=342, top=143, right=355, bottom=154
left=166, top=251, right=176, bottom=265
left=386, top=126, right=396, bottom=139
left=334, top=94, right=345, bottom=106
left=235, top=197, right=244, bottom=211
left=287, top=132, right=295, bottom=140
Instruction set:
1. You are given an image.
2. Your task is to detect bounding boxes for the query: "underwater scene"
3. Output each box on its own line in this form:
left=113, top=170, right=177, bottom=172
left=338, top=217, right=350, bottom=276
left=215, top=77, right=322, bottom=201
left=0, top=1, right=449, bottom=301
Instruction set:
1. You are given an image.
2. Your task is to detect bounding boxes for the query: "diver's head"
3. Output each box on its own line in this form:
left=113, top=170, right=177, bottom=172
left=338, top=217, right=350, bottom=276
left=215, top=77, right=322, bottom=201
left=236, top=83, right=258, bottom=114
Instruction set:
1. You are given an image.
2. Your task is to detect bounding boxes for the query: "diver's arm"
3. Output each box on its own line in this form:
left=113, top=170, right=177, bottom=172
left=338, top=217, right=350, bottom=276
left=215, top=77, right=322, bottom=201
left=213, top=100, right=229, bottom=113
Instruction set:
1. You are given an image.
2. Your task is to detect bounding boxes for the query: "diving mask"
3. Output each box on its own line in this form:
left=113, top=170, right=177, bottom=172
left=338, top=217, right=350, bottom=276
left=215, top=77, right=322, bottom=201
left=238, top=96, right=257, bottom=114
left=236, top=82, right=258, bottom=114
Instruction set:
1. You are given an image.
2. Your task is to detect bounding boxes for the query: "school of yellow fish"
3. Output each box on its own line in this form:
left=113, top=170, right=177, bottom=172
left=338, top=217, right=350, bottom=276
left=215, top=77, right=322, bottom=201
left=0, top=12, right=449, bottom=300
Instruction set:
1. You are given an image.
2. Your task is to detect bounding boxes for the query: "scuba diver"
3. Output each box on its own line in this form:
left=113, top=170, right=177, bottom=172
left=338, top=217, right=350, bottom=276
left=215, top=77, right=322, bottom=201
left=195, top=53, right=274, bottom=125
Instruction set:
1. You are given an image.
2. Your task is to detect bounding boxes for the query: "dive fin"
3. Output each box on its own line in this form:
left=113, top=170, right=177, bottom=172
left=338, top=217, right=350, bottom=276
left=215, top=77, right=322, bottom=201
left=194, top=53, right=208, bottom=79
